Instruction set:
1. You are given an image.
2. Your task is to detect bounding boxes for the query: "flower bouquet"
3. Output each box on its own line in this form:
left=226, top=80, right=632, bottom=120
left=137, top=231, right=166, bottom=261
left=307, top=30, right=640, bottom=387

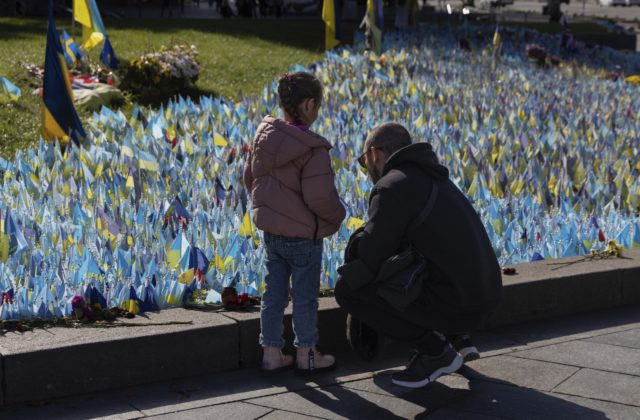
left=118, top=44, right=200, bottom=102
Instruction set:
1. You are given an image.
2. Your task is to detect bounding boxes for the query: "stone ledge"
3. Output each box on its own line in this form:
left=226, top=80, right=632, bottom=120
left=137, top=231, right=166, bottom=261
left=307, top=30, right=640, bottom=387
left=1, top=248, right=638, bottom=405
left=0, top=309, right=239, bottom=405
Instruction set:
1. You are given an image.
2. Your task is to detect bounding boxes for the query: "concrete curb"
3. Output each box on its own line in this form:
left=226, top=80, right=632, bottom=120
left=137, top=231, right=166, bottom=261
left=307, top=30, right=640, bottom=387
left=1, top=248, right=638, bottom=405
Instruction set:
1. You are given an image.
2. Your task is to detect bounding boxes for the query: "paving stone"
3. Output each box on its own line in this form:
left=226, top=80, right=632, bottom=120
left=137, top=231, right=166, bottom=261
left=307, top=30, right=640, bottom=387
left=146, top=402, right=271, bottom=420
left=0, top=394, right=142, bottom=420
left=554, top=369, right=640, bottom=407
left=342, top=372, right=609, bottom=419
left=492, top=304, right=640, bottom=352
left=432, top=376, right=610, bottom=419
left=247, top=383, right=430, bottom=419
left=258, top=408, right=319, bottom=419
left=424, top=408, right=510, bottom=419
left=548, top=392, right=640, bottom=419
left=467, top=331, right=524, bottom=358
left=126, top=358, right=373, bottom=417
left=585, top=328, right=640, bottom=350
left=342, top=372, right=468, bottom=398
left=463, top=355, right=579, bottom=391
left=511, top=340, right=640, bottom=376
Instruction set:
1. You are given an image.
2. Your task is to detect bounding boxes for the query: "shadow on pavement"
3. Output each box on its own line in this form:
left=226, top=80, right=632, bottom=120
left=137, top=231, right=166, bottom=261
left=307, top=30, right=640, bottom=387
left=490, top=303, right=640, bottom=348
left=365, top=365, right=608, bottom=419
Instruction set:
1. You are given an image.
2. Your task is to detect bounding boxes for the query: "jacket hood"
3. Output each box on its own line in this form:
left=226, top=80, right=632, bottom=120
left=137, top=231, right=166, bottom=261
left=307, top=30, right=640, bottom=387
left=382, top=142, right=449, bottom=181
left=257, top=116, right=332, bottom=169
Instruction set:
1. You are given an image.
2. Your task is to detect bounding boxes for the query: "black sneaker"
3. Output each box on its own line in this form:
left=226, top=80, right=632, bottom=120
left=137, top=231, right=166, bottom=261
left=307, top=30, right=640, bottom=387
left=391, top=345, right=463, bottom=389
left=449, top=334, right=480, bottom=362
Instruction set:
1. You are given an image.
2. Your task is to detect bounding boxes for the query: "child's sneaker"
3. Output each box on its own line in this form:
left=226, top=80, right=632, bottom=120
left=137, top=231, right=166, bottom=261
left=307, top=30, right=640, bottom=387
left=449, top=334, right=480, bottom=362
left=294, top=346, right=336, bottom=376
left=261, top=347, right=294, bottom=373
left=391, top=345, right=463, bottom=389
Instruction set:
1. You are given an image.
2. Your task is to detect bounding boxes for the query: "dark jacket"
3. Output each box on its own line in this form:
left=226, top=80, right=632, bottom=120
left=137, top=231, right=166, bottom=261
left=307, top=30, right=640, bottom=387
left=338, top=143, right=502, bottom=329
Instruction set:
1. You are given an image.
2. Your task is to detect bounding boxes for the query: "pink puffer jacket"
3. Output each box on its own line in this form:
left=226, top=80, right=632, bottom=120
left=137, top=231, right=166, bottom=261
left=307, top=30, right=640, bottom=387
left=244, top=116, right=346, bottom=239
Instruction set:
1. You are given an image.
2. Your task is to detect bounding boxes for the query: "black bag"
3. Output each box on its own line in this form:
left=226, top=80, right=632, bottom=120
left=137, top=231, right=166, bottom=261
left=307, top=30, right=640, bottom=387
left=375, top=183, right=439, bottom=311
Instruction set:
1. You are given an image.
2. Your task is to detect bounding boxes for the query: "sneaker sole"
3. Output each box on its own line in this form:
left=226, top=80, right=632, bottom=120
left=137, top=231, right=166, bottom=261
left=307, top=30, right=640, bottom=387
left=294, top=362, right=337, bottom=377
left=458, top=346, right=480, bottom=362
left=391, top=354, right=464, bottom=389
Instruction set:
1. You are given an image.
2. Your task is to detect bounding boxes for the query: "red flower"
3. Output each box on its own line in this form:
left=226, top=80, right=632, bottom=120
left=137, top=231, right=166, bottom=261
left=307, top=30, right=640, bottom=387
left=2, top=292, right=13, bottom=305
left=227, top=148, right=237, bottom=164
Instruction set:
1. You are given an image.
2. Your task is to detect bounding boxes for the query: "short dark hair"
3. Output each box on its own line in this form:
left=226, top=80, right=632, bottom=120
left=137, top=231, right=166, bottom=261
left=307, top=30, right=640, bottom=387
left=365, top=122, right=412, bottom=157
left=277, top=71, right=323, bottom=125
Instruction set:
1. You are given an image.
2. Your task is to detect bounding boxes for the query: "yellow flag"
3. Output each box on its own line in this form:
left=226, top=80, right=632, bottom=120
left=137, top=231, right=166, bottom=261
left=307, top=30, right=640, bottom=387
left=74, top=0, right=105, bottom=50
left=239, top=212, right=255, bottom=237
left=213, top=132, right=228, bottom=147
left=346, top=217, right=365, bottom=230
left=214, top=253, right=226, bottom=274
left=179, top=268, right=195, bottom=285
left=125, top=299, right=140, bottom=315
left=322, top=0, right=340, bottom=50
left=0, top=233, right=9, bottom=263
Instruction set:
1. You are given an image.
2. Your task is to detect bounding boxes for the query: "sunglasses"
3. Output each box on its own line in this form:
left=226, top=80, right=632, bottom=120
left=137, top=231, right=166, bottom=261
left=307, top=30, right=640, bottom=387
left=357, top=146, right=379, bottom=169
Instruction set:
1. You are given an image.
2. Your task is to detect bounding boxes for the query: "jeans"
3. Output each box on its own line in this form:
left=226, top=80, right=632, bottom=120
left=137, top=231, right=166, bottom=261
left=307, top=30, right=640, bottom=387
left=260, top=232, right=323, bottom=349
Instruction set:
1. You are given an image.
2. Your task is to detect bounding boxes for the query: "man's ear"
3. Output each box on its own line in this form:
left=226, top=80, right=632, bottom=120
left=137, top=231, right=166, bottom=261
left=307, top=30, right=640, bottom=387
left=371, top=148, right=383, bottom=166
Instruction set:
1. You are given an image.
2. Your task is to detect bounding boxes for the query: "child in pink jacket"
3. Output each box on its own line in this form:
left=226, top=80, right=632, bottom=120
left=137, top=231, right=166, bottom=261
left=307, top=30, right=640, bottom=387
left=244, top=71, right=346, bottom=374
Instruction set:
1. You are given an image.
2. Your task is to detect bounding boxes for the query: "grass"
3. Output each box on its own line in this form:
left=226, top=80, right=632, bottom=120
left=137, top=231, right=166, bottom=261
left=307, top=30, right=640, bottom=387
left=0, top=16, right=605, bottom=160
left=0, top=18, right=359, bottom=160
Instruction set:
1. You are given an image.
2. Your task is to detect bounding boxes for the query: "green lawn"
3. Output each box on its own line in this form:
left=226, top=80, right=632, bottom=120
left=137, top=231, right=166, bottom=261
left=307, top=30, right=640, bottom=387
left=0, top=18, right=359, bottom=160
left=0, top=17, right=601, bottom=160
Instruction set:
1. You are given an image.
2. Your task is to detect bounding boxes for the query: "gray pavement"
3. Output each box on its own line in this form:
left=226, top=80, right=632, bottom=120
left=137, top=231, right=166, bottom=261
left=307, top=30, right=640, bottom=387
left=426, top=0, right=640, bottom=21
left=3, top=303, right=640, bottom=419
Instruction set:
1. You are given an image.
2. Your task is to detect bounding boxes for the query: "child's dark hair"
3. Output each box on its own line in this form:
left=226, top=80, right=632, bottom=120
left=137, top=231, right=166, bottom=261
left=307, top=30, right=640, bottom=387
left=277, top=72, right=323, bottom=124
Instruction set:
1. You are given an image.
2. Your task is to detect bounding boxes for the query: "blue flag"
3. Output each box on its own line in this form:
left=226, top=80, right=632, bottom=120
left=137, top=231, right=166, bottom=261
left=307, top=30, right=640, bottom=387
left=42, top=2, right=85, bottom=145
left=100, top=36, right=119, bottom=69
left=61, top=30, right=82, bottom=67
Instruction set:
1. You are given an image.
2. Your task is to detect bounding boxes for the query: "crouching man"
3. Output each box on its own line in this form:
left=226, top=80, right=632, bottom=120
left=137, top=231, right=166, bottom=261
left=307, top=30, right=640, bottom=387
left=335, top=122, right=502, bottom=388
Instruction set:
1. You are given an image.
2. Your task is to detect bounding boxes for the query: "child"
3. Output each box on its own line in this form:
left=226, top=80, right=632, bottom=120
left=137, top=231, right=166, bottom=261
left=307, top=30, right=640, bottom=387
left=243, top=71, right=346, bottom=374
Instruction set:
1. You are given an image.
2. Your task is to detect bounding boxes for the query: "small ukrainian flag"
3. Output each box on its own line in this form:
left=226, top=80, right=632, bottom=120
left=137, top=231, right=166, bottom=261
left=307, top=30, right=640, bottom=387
left=0, top=77, right=21, bottom=101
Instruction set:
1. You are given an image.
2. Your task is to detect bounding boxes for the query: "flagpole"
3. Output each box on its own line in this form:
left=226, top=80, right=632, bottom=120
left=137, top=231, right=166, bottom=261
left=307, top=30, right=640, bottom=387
left=71, top=0, right=76, bottom=39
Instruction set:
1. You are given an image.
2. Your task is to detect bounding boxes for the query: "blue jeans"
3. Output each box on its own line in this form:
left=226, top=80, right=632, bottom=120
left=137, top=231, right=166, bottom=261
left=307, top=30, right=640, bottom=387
left=260, top=232, right=323, bottom=348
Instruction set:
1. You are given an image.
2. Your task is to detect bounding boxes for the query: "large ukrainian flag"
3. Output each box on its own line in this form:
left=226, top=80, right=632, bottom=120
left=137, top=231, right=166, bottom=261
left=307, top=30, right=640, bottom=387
left=42, top=5, right=85, bottom=146
left=322, top=0, right=341, bottom=50
left=367, top=0, right=383, bottom=54
left=74, top=0, right=106, bottom=51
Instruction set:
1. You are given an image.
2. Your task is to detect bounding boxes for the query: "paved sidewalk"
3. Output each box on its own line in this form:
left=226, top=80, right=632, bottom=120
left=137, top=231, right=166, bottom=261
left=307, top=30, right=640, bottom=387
left=3, top=303, right=640, bottom=419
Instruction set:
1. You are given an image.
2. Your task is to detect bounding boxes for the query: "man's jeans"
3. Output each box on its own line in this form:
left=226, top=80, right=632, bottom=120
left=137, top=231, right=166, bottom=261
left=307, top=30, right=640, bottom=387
left=260, top=233, right=323, bottom=349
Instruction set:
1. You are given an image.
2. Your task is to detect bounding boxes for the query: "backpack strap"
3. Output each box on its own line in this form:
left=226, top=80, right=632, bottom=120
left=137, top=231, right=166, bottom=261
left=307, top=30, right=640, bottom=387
left=406, top=183, right=439, bottom=237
